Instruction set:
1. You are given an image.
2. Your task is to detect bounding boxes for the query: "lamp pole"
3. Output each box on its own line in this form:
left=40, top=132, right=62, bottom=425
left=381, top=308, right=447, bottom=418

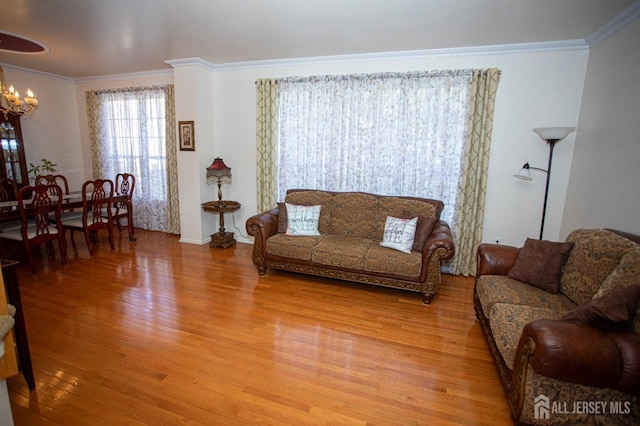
left=539, top=139, right=559, bottom=240
left=518, top=127, right=576, bottom=240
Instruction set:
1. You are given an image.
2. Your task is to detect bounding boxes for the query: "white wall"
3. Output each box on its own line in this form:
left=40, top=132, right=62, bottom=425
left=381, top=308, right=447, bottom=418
left=3, top=44, right=589, bottom=247
left=210, top=46, right=588, bottom=246
left=561, top=17, right=640, bottom=237
left=1, top=66, right=83, bottom=189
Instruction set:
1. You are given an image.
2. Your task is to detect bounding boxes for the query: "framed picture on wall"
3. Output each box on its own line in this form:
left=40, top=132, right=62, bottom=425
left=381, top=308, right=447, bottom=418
left=179, top=121, right=195, bottom=151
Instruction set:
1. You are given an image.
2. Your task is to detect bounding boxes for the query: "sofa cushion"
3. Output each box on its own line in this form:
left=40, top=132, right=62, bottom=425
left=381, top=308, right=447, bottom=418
left=312, top=235, right=372, bottom=269
left=364, top=244, right=422, bottom=277
left=507, top=238, right=574, bottom=293
left=284, top=191, right=334, bottom=234
left=285, top=203, right=321, bottom=236
left=380, top=216, right=418, bottom=254
left=560, top=229, right=637, bottom=305
left=489, top=303, right=566, bottom=369
left=476, top=275, right=577, bottom=318
left=594, top=245, right=640, bottom=332
left=266, top=233, right=325, bottom=260
left=330, top=193, right=378, bottom=239
left=562, top=284, right=640, bottom=332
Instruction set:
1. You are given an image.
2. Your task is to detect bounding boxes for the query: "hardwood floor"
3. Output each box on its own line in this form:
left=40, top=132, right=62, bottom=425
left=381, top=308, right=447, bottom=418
left=5, top=230, right=511, bottom=425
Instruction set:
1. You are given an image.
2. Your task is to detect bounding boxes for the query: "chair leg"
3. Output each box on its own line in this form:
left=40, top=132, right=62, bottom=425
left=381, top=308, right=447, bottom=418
left=107, top=224, right=115, bottom=250
left=83, top=228, right=94, bottom=256
left=45, top=241, right=55, bottom=259
left=58, top=235, right=68, bottom=265
left=24, top=245, right=37, bottom=273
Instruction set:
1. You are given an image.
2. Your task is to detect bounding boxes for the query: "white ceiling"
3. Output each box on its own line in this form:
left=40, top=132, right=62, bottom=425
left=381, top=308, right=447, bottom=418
left=0, top=0, right=638, bottom=79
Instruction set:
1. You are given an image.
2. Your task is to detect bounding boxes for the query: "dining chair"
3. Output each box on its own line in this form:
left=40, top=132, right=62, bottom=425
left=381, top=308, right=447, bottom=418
left=0, top=178, right=22, bottom=233
left=61, top=179, right=115, bottom=256
left=35, top=174, right=82, bottom=221
left=111, top=173, right=135, bottom=232
left=35, top=174, right=70, bottom=195
left=0, top=184, right=68, bottom=273
left=0, top=177, right=18, bottom=202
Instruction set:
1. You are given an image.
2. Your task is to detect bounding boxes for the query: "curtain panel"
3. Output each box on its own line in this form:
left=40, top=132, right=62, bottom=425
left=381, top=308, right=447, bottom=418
left=451, top=69, right=501, bottom=275
left=86, top=85, right=180, bottom=234
left=255, top=79, right=280, bottom=212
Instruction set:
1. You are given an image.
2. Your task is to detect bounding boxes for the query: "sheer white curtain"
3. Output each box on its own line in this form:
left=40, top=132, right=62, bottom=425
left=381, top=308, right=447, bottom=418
left=276, top=71, right=472, bottom=229
left=86, top=86, right=178, bottom=232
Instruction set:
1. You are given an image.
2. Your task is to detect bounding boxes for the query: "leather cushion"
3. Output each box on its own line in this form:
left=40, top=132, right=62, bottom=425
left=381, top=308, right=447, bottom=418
left=401, top=210, right=436, bottom=252
left=507, top=238, right=574, bottom=293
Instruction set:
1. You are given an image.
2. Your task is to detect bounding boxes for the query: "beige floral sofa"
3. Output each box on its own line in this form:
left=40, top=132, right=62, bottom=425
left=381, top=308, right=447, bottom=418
left=475, top=228, right=640, bottom=425
left=246, top=189, right=455, bottom=304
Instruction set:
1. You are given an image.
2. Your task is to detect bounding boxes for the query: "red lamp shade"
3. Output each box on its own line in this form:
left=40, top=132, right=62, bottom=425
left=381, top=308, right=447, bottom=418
left=206, top=157, right=232, bottom=185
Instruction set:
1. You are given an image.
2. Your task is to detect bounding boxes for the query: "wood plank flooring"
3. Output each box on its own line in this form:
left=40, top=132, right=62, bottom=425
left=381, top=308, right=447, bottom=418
left=5, top=230, right=511, bottom=425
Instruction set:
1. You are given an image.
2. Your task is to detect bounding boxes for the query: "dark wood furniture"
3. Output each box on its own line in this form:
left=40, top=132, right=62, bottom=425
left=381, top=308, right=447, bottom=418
left=0, top=115, right=29, bottom=190
left=0, top=190, right=137, bottom=243
left=0, top=184, right=67, bottom=273
left=61, top=179, right=115, bottom=256
left=1, top=258, right=35, bottom=390
left=112, top=173, right=135, bottom=232
left=35, top=174, right=83, bottom=221
left=0, top=178, right=18, bottom=202
left=202, top=200, right=241, bottom=248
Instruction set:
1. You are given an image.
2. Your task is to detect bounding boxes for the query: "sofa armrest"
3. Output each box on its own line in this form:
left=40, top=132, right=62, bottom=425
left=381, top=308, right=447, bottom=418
left=422, top=219, right=455, bottom=262
left=476, top=243, right=520, bottom=277
left=246, top=207, right=279, bottom=239
left=517, top=319, right=640, bottom=395
left=246, top=207, right=280, bottom=275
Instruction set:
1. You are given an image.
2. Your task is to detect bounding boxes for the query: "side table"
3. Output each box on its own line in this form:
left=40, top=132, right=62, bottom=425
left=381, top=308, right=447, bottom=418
left=201, top=200, right=241, bottom=248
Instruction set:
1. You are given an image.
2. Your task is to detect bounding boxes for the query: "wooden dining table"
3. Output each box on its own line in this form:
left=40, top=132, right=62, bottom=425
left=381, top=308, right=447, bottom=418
left=0, top=191, right=136, bottom=242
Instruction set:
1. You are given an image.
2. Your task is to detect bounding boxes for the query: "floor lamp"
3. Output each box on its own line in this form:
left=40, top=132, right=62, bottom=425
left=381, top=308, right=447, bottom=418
left=514, top=127, right=576, bottom=240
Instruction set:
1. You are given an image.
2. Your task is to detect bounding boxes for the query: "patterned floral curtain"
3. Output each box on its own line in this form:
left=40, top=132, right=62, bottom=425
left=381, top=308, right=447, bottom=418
left=255, top=79, right=279, bottom=212
left=255, top=69, right=501, bottom=276
left=452, top=69, right=501, bottom=275
left=86, top=85, right=180, bottom=233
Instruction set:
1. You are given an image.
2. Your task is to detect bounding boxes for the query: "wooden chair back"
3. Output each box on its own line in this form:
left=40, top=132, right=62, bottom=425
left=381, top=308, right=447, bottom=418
left=61, top=179, right=115, bottom=256
left=0, top=184, right=67, bottom=272
left=35, top=174, right=70, bottom=196
left=83, top=179, right=114, bottom=229
left=113, top=173, right=135, bottom=231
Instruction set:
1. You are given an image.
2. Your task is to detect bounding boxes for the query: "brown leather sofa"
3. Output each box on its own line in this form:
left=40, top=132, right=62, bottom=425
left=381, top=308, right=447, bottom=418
left=474, top=228, right=640, bottom=425
left=246, top=189, right=455, bottom=304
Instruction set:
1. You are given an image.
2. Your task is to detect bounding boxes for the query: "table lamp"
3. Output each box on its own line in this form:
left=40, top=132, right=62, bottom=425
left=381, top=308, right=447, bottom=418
left=206, top=158, right=232, bottom=207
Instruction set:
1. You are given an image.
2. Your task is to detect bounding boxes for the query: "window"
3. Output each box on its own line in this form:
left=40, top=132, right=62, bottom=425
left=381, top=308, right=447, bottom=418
left=87, top=86, right=179, bottom=233
left=275, top=70, right=472, bottom=227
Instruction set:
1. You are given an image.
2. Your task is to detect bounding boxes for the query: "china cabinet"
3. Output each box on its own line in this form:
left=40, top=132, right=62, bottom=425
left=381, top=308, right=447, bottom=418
left=0, top=114, right=29, bottom=190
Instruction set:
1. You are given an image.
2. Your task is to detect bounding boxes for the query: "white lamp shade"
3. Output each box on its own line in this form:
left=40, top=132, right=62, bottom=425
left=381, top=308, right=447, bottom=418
left=533, top=127, right=576, bottom=141
left=514, top=167, right=532, bottom=180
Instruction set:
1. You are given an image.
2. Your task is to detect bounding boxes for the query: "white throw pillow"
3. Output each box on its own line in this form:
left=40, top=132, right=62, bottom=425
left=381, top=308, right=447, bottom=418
left=380, top=216, right=418, bottom=254
left=285, top=203, right=321, bottom=236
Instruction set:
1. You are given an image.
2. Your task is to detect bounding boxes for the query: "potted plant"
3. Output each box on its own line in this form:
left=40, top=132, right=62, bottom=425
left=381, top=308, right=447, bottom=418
left=27, top=158, right=57, bottom=184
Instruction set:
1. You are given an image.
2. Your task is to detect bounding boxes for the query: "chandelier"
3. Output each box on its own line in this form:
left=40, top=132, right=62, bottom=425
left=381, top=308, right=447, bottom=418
left=0, top=66, right=38, bottom=119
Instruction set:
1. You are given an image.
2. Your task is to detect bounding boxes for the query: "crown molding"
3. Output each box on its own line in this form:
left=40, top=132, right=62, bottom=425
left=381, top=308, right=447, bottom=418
left=74, top=68, right=173, bottom=83
left=164, top=57, right=216, bottom=71
left=0, top=62, right=74, bottom=82
left=210, top=40, right=588, bottom=71
left=586, top=0, right=640, bottom=47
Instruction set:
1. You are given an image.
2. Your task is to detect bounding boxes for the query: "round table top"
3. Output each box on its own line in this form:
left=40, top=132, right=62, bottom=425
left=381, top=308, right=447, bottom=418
left=201, top=200, right=241, bottom=213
